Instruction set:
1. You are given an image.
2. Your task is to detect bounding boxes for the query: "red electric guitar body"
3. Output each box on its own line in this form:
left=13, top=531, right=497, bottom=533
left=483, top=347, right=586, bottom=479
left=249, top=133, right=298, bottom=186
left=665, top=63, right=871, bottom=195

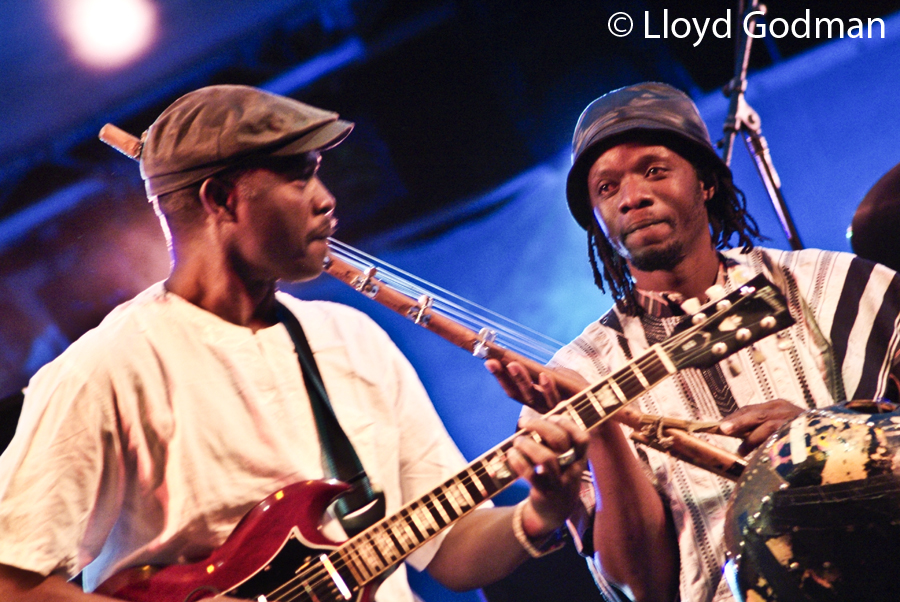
left=96, top=480, right=373, bottom=602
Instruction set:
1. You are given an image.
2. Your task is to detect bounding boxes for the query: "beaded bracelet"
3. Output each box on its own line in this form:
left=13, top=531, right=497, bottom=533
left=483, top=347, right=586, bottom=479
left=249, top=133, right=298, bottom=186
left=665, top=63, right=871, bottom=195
left=511, top=500, right=566, bottom=558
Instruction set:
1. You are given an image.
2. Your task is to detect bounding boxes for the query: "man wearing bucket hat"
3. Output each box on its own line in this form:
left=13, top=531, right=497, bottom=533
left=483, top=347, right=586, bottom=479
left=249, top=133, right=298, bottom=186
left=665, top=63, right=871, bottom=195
left=487, top=82, right=900, bottom=602
left=0, top=85, right=588, bottom=601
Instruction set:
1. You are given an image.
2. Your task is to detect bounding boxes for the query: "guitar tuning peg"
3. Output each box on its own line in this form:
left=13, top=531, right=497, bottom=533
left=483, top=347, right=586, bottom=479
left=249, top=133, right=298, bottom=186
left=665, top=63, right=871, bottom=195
left=681, top=297, right=703, bottom=314
left=776, top=331, right=793, bottom=350
left=705, top=284, right=727, bottom=301
left=664, top=292, right=684, bottom=305
left=727, top=356, right=742, bottom=376
left=751, top=344, right=766, bottom=364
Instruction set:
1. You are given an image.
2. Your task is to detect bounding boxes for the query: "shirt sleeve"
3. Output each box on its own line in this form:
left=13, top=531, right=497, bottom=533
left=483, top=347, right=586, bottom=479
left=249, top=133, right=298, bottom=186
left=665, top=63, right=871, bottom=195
left=0, top=347, right=124, bottom=578
left=773, top=249, right=900, bottom=402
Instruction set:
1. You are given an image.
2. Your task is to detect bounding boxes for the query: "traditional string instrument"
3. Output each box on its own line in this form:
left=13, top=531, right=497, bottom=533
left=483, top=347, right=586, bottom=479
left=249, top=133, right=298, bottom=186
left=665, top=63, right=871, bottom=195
left=325, top=240, right=755, bottom=481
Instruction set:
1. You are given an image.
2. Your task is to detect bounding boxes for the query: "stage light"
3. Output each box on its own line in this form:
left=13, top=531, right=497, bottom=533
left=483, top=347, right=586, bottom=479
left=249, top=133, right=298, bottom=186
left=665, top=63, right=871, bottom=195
left=56, top=0, right=157, bottom=70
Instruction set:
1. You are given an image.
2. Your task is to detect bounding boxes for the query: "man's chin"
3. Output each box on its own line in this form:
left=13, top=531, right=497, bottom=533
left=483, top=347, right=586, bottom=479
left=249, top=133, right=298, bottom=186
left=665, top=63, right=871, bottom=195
left=280, top=258, right=327, bottom=283
left=282, top=269, right=324, bottom=284
left=627, top=244, right=685, bottom=272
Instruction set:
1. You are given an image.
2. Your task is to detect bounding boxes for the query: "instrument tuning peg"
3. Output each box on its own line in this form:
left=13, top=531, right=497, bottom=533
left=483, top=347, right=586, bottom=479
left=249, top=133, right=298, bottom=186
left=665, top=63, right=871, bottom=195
left=665, top=292, right=684, bottom=305
left=681, top=297, right=703, bottom=315
left=728, top=356, right=742, bottom=376
left=751, top=344, right=766, bottom=364
left=705, top=284, right=727, bottom=301
left=776, top=331, right=793, bottom=350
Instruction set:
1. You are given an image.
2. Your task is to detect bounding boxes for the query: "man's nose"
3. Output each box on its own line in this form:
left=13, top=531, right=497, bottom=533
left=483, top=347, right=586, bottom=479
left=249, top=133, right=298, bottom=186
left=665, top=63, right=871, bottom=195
left=617, top=177, right=653, bottom=213
left=312, top=180, right=337, bottom=215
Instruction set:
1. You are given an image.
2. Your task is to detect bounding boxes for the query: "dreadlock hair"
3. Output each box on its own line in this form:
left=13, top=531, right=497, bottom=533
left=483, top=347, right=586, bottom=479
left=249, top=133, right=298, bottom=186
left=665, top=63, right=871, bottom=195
left=585, top=130, right=763, bottom=316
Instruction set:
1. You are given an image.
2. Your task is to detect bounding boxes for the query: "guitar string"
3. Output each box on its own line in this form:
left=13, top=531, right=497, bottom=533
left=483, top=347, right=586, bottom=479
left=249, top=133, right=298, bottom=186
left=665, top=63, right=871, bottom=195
left=261, top=288, right=763, bottom=599
left=307, top=326, right=737, bottom=589
left=270, top=311, right=737, bottom=599
left=262, top=442, right=520, bottom=601
left=261, top=346, right=694, bottom=601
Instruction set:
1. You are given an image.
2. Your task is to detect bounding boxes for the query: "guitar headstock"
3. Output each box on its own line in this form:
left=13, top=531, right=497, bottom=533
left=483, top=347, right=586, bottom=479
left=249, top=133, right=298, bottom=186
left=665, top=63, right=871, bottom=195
left=668, top=275, right=794, bottom=371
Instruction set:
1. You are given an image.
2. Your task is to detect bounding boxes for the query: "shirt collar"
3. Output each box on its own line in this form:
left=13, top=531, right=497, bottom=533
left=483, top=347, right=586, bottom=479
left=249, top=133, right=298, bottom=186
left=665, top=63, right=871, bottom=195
left=632, top=254, right=736, bottom=318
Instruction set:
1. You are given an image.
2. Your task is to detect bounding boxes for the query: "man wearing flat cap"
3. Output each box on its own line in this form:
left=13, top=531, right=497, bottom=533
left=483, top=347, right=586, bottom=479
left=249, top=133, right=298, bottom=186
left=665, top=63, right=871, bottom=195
left=488, top=82, right=900, bottom=602
left=0, top=85, right=588, bottom=601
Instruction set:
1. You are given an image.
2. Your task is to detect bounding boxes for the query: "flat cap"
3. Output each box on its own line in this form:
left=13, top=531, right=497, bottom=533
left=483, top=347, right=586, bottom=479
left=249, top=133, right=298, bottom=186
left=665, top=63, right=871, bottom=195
left=140, top=85, right=353, bottom=197
left=566, top=82, right=727, bottom=230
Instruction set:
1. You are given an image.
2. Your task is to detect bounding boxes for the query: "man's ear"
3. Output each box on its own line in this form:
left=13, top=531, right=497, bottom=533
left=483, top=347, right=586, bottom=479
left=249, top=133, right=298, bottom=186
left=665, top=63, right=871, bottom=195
left=199, top=177, right=236, bottom=221
left=700, top=177, right=716, bottom=203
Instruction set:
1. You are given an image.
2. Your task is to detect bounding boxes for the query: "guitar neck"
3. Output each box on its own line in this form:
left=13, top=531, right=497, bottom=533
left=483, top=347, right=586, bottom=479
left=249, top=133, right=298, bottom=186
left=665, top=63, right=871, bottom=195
left=328, top=343, right=676, bottom=589
left=323, top=275, right=792, bottom=593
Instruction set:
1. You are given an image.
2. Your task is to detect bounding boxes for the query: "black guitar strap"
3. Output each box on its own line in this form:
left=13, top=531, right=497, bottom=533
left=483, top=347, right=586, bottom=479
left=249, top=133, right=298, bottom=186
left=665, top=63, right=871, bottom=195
left=276, top=301, right=386, bottom=537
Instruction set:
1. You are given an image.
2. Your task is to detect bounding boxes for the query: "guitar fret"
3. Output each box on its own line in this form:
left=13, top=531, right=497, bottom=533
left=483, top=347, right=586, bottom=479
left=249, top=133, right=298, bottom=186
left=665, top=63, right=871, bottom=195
left=630, top=363, right=650, bottom=389
left=400, top=508, right=426, bottom=543
left=391, top=516, right=416, bottom=551
left=475, top=459, right=502, bottom=495
left=464, top=467, right=488, bottom=500
left=415, top=500, right=440, bottom=533
left=640, top=360, right=670, bottom=385
left=485, top=450, right=514, bottom=486
left=408, top=502, right=436, bottom=538
left=443, top=486, right=466, bottom=515
left=368, top=531, right=390, bottom=566
left=614, top=371, right=645, bottom=400
left=375, top=525, right=401, bottom=562
left=607, top=378, right=626, bottom=403
left=355, top=538, right=383, bottom=577
left=428, top=492, right=451, bottom=525
left=651, top=344, right=677, bottom=374
left=455, top=480, right=476, bottom=508
left=337, top=546, right=369, bottom=584
left=564, top=404, right=587, bottom=430
left=585, top=388, right=607, bottom=418
left=385, top=523, right=409, bottom=556
left=440, top=492, right=460, bottom=520
left=570, top=398, right=599, bottom=430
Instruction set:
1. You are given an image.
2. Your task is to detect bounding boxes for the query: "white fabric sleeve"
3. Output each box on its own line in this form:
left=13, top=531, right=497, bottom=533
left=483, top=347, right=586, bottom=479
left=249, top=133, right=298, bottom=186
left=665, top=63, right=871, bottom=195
left=0, top=348, right=124, bottom=578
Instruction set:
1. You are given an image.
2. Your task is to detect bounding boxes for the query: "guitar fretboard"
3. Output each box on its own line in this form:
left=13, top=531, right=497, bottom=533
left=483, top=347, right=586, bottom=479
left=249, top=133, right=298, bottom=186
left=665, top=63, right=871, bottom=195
left=329, top=343, right=676, bottom=590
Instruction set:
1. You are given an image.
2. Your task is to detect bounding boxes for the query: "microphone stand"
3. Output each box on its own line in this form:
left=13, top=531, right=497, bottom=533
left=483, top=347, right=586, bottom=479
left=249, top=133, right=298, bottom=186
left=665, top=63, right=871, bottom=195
left=720, top=0, right=803, bottom=250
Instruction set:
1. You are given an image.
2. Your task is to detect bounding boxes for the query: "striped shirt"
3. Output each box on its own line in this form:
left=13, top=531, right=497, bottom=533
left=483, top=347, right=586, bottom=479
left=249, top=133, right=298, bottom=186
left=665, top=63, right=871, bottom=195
left=552, top=247, right=900, bottom=602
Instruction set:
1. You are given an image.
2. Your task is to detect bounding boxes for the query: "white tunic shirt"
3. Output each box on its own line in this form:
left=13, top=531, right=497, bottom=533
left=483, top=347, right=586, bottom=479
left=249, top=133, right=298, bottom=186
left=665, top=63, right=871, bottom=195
left=536, top=248, right=900, bottom=602
left=0, top=284, right=468, bottom=602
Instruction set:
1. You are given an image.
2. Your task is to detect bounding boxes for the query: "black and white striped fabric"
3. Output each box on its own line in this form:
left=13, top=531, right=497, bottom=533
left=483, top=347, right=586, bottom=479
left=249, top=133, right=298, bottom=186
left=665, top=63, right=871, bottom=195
left=549, top=247, right=900, bottom=602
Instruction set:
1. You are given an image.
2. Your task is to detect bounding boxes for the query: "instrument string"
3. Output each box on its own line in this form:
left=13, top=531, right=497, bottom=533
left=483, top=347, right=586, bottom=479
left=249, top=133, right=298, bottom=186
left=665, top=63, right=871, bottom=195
left=264, top=441, right=525, bottom=600
left=265, top=243, right=753, bottom=600
left=263, top=340, right=696, bottom=601
left=330, top=238, right=761, bottom=383
left=328, top=239, right=562, bottom=364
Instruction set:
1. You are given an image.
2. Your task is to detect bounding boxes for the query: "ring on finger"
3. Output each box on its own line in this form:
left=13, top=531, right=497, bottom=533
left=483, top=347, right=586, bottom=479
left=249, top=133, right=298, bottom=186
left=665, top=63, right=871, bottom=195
left=556, top=447, right=577, bottom=468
